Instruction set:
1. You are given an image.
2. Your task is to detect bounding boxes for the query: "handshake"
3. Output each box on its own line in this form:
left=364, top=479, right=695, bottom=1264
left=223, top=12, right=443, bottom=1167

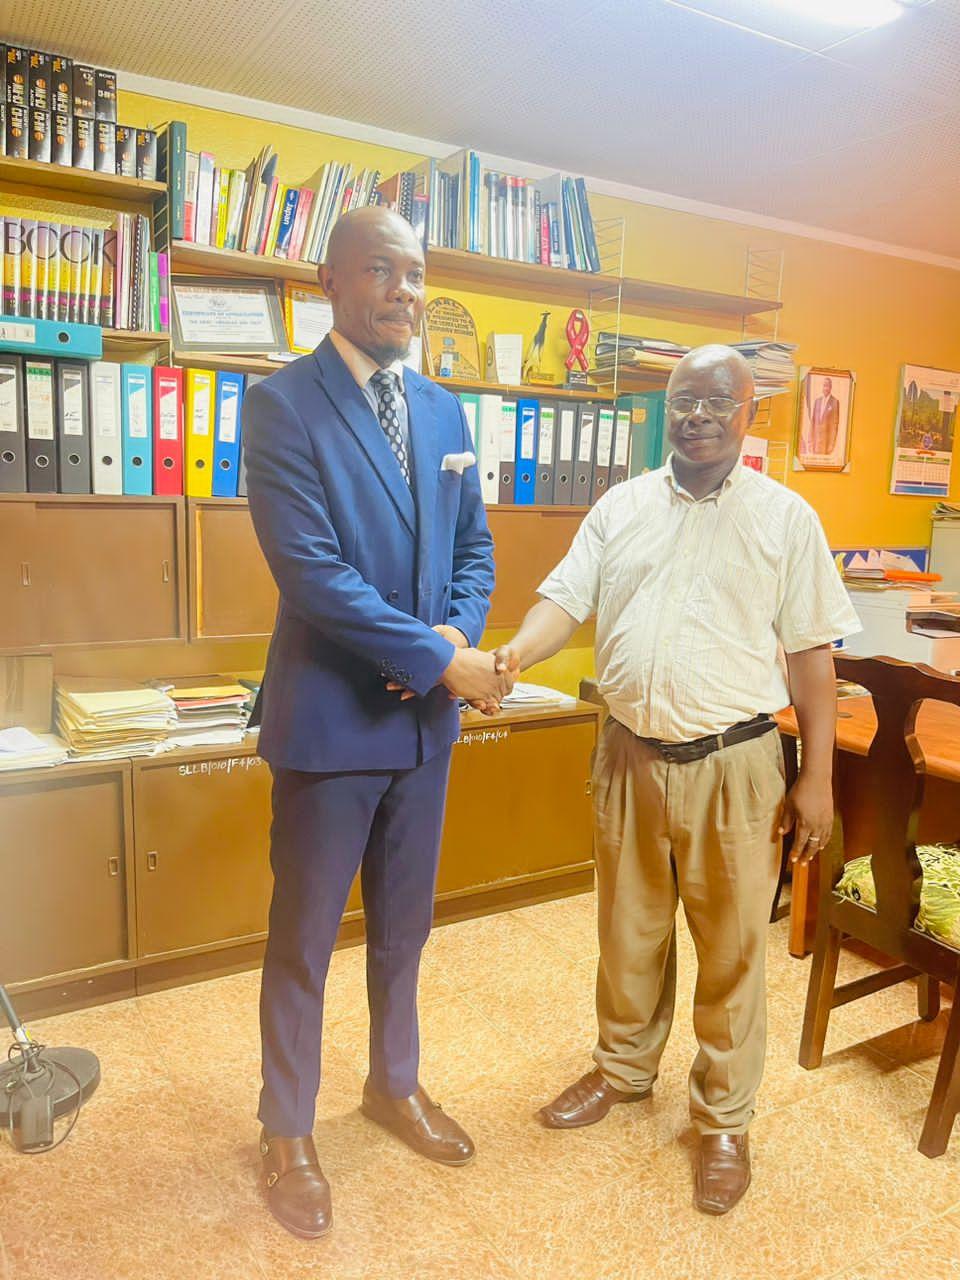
left=386, top=626, right=521, bottom=716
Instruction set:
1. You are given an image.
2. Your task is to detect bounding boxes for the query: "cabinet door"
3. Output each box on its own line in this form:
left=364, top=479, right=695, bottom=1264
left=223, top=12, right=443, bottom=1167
left=439, top=715, right=596, bottom=895
left=0, top=766, right=132, bottom=985
left=486, top=508, right=587, bottom=629
left=133, top=750, right=274, bottom=958
left=32, top=499, right=184, bottom=645
left=189, top=500, right=277, bottom=640
left=0, top=501, right=41, bottom=649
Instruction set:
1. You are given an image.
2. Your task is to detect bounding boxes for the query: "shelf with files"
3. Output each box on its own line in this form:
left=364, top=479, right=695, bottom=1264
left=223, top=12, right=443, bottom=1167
left=168, top=241, right=782, bottom=319
left=0, top=155, right=166, bottom=205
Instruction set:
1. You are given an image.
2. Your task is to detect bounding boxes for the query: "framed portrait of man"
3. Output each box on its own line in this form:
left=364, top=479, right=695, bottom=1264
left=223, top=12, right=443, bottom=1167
left=794, top=367, right=854, bottom=472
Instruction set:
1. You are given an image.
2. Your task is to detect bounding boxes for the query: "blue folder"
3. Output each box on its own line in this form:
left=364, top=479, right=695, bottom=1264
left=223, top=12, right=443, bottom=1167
left=121, top=364, right=153, bottom=495
left=212, top=370, right=245, bottom=497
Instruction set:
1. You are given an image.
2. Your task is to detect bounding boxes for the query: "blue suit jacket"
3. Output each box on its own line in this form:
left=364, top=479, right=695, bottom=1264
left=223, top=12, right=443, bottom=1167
left=242, top=336, right=495, bottom=773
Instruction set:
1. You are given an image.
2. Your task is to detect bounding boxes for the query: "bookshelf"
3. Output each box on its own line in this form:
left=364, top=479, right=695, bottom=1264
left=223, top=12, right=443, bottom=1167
left=169, top=348, right=612, bottom=402
left=170, top=240, right=782, bottom=320
left=0, top=155, right=165, bottom=205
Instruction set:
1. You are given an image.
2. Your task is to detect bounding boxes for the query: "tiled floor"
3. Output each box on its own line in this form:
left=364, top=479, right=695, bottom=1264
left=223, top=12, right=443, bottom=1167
left=3, top=892, right=960, bottom=1280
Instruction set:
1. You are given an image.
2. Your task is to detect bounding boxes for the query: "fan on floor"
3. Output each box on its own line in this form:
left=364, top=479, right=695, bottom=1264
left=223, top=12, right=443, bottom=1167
left=0, top=984, right=100, bottom=1154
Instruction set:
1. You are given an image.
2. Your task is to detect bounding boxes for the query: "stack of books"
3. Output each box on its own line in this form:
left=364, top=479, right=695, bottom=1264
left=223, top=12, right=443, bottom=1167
left=55, top=677, right=175, bottom=760
left=0, top=212, right=165, bottom=331
left=397, top=152, right=601, bottom=270
left=176, top=140, right=382, bottom=264
left=149, top=676, right=251, bottom=749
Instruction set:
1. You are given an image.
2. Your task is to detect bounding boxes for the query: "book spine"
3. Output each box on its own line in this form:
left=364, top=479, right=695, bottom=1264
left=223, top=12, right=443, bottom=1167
left=20, top=217, right=37, bottom=318
left=89, top=229, right=104, bottom=328
left=215, top=168, right=231, bottom=248
left=3, top=218, right=21, bottom=316
left=131, top=215, right=146, bottom=331
left=157, top=251, right=170, bottom=330
left=183, top=151, right=199, bottom=241
left=274, top=187, right=299, bottom=258
left=100, top=228, right=116, bottom=327
left=148, top=252, right=160, bottom=332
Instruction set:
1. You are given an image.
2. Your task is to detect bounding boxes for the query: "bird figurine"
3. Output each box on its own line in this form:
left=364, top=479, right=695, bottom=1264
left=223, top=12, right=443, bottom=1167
left=522, top=311, right=551, bottom=382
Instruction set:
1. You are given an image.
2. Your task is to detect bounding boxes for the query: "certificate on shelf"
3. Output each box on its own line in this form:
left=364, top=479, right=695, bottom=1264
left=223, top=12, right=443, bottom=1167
left=283, top=283, right=334, bottom=354
left=171, top=276, right=288, bottom=354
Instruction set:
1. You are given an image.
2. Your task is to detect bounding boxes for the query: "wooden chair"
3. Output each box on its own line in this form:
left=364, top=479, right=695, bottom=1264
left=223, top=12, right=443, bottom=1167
left=799, top=654, right=960, bottom=1157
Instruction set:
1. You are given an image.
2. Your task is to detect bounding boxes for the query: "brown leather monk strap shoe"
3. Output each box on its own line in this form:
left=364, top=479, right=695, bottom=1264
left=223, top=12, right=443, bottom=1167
left=694, top=1133, right=751, bottom=1216
left=260, top=1130, right=332, bottom=1239
left=538, top=1068, right=652, bottom=1129
left=360, top=1081, right=476, bottom=1166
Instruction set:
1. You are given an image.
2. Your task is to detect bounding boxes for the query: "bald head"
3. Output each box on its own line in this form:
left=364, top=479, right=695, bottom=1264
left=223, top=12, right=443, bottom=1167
left=325, top=205, right=423, bottom=270
left=319, top=207, right=426, bottom=367
left=667, top=344, right=755, bottom=401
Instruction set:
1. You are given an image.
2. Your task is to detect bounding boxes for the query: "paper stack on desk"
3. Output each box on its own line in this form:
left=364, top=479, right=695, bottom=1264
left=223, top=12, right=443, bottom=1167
left=149, top=676, right=250, bottom=748
left=0, top=727, right=69, bottom=772
left=500, top=682, right=577, bottom=708
left=55, top=678, right=176, bottom=760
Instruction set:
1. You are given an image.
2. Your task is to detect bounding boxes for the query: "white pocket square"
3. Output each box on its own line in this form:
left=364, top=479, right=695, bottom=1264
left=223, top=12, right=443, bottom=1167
left=440, top=451, right=476, bottom=475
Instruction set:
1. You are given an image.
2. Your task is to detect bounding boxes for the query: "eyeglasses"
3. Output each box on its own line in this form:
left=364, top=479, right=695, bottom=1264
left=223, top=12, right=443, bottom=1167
left=665, top=395, right=752, bottom=419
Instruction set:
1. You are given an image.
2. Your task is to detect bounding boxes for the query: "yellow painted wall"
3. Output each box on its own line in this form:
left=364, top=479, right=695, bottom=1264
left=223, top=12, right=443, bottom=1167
left=52, top=88, right=960, bottom=688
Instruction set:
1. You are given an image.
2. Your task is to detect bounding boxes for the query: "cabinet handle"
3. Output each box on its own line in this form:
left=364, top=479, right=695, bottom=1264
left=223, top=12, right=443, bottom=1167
left=146, top=851, right=159, bottom=871
left=584, top=780, right=593, bottom=796
left=161, top=559, right=170, bottom=583
left=107, top=857, right=120, bottom=877
left=20, top=562, right=31, bottom=587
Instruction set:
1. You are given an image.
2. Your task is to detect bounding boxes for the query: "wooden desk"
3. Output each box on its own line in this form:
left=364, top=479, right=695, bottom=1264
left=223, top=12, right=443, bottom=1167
left=776, top=698, right=960, bottom=957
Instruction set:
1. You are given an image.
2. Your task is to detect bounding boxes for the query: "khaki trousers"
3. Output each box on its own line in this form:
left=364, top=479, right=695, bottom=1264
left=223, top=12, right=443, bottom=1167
left=591, top=717, right=785, bottom=1134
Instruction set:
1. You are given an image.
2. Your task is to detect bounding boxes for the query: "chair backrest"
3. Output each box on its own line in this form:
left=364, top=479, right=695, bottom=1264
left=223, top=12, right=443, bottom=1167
left=832, top=654, right=960, bottom=938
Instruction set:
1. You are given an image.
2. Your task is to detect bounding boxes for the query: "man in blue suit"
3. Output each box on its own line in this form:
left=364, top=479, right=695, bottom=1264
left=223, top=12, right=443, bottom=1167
left=243, top=207, right=503, bottom=1239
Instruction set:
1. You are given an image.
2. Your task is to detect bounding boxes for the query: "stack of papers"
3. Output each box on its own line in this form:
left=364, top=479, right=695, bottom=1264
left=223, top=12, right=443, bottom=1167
left=933, top=502, right=960, bottom=521
left=732, top=341, right=797, bottom=398
left=56, top=677, right=176, bottom=760
left=843, top=549, right=942, bottom=587
left=500, top=682, right=577, bottom=708
left=592, top=332, right=688, bottom=379
left=0, top=726, right=69, bottom=772
left=149, top=675, right=251, bottom=748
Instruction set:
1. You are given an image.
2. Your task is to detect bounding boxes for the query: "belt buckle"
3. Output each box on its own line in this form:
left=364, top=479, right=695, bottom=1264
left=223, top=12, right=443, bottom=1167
left=660, top=741, right=695, bottom=764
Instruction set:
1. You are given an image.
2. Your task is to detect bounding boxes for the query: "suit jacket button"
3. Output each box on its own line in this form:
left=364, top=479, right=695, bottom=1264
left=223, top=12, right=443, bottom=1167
left=388, top=590, right=399, bottom=601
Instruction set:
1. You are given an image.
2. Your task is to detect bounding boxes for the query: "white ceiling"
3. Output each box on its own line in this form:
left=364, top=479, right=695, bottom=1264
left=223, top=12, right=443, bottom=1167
left=6, top=0, right=960, bottom=260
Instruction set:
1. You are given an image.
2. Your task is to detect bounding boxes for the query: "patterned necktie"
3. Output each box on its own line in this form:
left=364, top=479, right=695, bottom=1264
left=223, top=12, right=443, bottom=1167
left=369, top=369, right=410, bottom=485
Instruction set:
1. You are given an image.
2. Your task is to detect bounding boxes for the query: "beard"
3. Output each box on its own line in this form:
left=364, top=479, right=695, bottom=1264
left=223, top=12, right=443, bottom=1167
left=365, top=337, right=411, bottom=368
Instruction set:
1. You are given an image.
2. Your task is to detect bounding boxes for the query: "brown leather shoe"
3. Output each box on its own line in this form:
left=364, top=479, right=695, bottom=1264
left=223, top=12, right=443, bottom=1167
left=538, top=1068, right=652, bottom=1129
left=260, top=1130, right=332, bottom=1239
left=694, top=1133, right=751, bottom=1215
left=360, top=1081, right=475, bottom=1166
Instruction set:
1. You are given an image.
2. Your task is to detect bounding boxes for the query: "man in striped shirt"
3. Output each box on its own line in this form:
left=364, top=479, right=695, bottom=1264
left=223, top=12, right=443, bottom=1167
left=496, top=345, right=859, bottom=1215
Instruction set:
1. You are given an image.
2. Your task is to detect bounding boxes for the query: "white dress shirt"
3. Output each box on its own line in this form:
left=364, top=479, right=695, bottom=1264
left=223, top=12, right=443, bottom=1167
left=538, top=460, right=861, bottom=742
left=329, top=328, right=410, bottom=459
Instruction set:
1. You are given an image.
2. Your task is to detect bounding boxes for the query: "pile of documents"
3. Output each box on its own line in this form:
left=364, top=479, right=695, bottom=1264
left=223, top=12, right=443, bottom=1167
left=591, top=333, right=796, bottom=399
left=55, top=677, right=176, bottom=760
left=734, top=341, right=797, bottom=397
left=592, top=332, right=688, bottom=379
left=933, top=501, right=960, bottom=520
left=841, top=548, right=939, bottom=586
left=500, top=682, right=577, bottom=709
left=149, top=676, right=251, bottom=749
left=0, top=726, right=69, bottom=772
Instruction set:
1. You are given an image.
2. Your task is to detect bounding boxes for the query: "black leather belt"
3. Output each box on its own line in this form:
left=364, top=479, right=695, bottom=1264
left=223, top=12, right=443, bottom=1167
left=637, top=714, right=776, bottom=764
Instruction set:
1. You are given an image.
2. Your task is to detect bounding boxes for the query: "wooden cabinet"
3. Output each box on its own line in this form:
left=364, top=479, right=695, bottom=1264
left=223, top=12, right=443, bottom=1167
left=0, top=495, right=186, bottom=650
left=132, top=747, right=274, bottom=959
left=4, top=705, right=597, bottom=1009
left=188, top=498, right=277, bottom=640
left=485, top=507, right=587, bottom=628
left=440, top=706, right=596, bottom=900
left=185, top=498, right=589, bottom=640
left=0, top=761, right=134, bottom=986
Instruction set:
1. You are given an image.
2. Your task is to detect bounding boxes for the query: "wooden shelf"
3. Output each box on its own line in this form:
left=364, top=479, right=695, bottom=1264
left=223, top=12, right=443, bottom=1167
left=170, top=348, right=612, bottom=401
left=102, top=329, right=170, bottom=344
left=170, top=241, right=781, bottom=320
left=0, top=155, right=166, bottom=204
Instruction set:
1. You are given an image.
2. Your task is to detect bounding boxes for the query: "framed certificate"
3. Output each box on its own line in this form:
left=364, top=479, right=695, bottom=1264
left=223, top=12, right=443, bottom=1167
left=170, top=276, right=288, bottom=355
